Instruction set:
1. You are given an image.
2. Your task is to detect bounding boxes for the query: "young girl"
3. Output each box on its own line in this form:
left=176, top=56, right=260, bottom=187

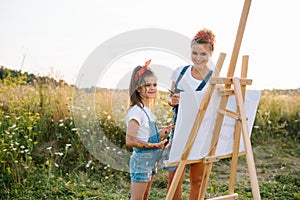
left=126, top=60, right=173, bottom=200
left=167, top=28, right=216, bottom=200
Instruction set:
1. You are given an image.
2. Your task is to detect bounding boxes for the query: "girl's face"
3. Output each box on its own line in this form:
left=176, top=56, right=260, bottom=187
left=191, top=43, right=212, bottom=69
left=138, top=76, right=157, bottom=100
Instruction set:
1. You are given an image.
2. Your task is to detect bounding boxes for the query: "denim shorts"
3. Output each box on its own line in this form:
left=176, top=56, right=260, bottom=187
left=130, top=150, right=159, bottom=182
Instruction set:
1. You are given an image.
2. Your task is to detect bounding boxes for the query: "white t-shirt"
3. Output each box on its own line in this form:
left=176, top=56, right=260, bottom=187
left=126, top=105, right=155, bottom=142
left=170, top=65, right=210, bottom=92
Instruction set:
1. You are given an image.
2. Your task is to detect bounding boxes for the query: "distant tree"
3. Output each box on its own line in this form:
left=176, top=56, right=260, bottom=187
left=0, top=66, right=69, bottom=86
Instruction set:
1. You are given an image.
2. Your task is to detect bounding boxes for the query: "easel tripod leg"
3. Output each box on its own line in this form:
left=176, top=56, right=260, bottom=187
left=233, top=78, right=261, bottom=200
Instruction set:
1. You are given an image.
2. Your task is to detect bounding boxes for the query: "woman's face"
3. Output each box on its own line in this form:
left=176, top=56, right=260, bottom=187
left=138, top=76, right=157, bottom=100
left=191, top=43, right=212, bottom=69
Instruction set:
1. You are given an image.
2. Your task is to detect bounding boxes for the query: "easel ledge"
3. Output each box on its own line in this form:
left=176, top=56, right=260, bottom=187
left=166, top=151, right=246, bottom=166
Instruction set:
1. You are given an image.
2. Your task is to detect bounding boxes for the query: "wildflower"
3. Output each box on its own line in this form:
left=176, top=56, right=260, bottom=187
left=86, top=160, right=93, bottom=168
left=54, top=152, right=64, bottom=156
left=9, top=124, right=16, bottom=129
left=66, top=144, right=71, bottom=148
left=46, top=146, right=52, bottom=151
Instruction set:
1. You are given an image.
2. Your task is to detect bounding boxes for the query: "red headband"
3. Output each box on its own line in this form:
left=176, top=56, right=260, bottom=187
left=193, top=32, right=214, bottom=50
left=135, top=59, right=151, bottom=81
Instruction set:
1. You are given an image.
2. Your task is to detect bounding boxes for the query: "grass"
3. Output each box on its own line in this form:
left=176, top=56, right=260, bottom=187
left=0, top=67, right=299, bottom=199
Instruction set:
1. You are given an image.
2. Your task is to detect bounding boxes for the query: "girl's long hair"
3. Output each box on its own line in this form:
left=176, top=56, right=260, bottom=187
left=129, top=66, right=156, bottom=108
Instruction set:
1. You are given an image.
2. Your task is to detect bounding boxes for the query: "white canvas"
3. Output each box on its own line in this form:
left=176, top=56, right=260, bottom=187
left=168, top=90, right=261, bottom=164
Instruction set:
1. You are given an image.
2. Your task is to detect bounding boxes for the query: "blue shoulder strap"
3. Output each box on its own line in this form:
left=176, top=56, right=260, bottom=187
left=174, top=65, right=190, bottom=93
left=174, top=65, right=213, bottom=92
left=196, top=70, right=213, bottom=91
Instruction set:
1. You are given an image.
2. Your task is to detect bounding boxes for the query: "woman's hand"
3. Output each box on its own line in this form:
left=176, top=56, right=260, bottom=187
left=168, top=93, right=180, bottom=106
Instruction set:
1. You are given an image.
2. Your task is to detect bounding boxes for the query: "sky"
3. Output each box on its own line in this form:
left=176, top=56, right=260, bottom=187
left=0, top=0, right=299, bottom=90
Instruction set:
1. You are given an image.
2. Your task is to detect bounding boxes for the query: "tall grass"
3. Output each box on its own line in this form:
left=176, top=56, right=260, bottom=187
left=252, top=89, right=300, bottom=144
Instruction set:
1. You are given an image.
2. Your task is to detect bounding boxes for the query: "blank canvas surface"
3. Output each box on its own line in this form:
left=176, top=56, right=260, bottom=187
left=168, top=90, right=261, bottom=164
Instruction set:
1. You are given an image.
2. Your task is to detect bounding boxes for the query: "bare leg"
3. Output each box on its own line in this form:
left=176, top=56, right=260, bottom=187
left=143, top=175, right=154, bottom=200
left=167, top=167, right=185, bottom=200
left=189, top=162, right=204, bottom=200
left=130, top=181, right=149, bottom=200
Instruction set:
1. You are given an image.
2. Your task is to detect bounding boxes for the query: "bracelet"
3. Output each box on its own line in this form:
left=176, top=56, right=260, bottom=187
left=143, top=143, right=152, bottom=148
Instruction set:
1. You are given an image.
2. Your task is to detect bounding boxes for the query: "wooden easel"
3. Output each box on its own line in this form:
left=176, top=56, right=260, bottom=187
left=166, top=0, right=261, bottom=199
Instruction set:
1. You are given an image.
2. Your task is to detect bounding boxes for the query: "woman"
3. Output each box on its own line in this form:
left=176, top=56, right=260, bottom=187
left=167, top=28, right=216, bottom=200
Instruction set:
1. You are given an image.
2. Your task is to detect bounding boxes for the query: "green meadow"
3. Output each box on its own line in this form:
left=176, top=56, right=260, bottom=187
left=0, top=67, right=299, bottom=199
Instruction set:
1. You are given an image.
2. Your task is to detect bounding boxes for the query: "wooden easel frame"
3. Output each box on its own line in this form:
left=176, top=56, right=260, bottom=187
left=166, top=0, right=261, bottom=199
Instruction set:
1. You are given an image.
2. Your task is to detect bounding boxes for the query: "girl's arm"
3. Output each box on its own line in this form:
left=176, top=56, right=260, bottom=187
left=126, top=119, right=167, bottom=149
